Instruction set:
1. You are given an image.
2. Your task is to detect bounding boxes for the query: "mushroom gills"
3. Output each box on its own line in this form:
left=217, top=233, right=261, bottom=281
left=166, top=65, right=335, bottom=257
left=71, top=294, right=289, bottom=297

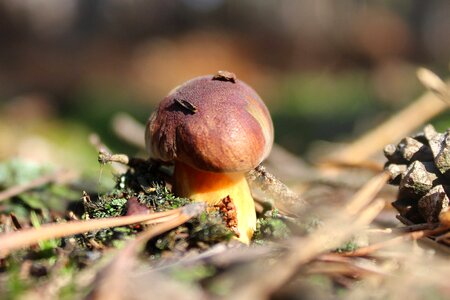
left=174, top=161, right=256, bottom=244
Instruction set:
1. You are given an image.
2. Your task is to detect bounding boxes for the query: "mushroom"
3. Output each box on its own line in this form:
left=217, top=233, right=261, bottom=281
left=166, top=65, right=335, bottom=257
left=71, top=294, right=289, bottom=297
left=145, top=71, right=274, bottom=244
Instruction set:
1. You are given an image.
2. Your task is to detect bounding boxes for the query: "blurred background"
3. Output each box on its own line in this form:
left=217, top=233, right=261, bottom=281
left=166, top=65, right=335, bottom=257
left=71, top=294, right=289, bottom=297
left=1, top=0, right=449, bottom=175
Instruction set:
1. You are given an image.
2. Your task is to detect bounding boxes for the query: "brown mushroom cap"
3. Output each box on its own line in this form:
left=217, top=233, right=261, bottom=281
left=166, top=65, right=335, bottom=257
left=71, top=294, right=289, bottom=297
left=145, top=72, right=274, bottom=173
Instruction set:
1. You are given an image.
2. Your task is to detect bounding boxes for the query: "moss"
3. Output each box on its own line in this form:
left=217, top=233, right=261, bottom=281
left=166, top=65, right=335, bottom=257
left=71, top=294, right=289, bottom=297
left=189, top=211, right=234, bottom=244
left=137, top=184, right=191, bottom=212
left=152, top=211, right=233, bottom=253
left=253, top=209, right=291, bottom=243
left=83, top=160, right=233, bottom=251
left=335, top=241, right=359, bottom=253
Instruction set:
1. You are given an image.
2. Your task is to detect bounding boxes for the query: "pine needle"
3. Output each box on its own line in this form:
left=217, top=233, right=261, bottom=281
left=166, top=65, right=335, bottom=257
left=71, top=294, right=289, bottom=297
left=0, top=169, right=74, bottom=202
left=87, top=202, right=206, bottom=300
left=230, top=173, right=388, bottom=300
left=325, top=83, right=448, bottom=165
left=417, top=68, right=450, bottom=106
left=0, top=202, right=206, bottom=257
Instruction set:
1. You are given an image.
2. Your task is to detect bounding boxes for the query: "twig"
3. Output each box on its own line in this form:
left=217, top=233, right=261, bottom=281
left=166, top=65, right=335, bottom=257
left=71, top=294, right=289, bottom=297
left=325, top=85, right=448, bottom=165
left=130, top=202, right=205, bottom=246
left=435, top=230, right=450, bottom=242
left=112, top=113, right=146, bottom=149
left=68, top=211, right=104, bottom=250
left=394, top=222, right=439, bottom=232
left=338, top=225, right=450, bottom=257
left=319, top=160, right=384, bottom=172
left=0, top=169, right=71, bottom=202
left=89, top=133, right=128, bottom=174
left=344, top=172, right=390, bottom=215
left=0, top=202, right=205, bottom=256
left=309, top=255, right=387, bottom=277
left=396, top=214, right=414, bottom=225
left=246, top=165, right=308, bottom=215
left=363, top=222, right=439, bottom=236
left=417, top=68, right=450, bottom=106
left=98, top=152, right=130, bottom=166
left=89, top=133, right=112, bottom=155
left=94, top=138, right=149, bottom=169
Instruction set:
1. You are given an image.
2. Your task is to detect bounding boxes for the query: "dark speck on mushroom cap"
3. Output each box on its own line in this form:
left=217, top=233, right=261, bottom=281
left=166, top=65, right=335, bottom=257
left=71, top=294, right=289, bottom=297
left=145, top=73, right=274, bottom=173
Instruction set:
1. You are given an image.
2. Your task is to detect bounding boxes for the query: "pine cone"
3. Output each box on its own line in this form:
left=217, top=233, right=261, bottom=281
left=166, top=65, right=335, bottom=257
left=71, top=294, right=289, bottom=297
left=384, top=124, right=450, bottom=224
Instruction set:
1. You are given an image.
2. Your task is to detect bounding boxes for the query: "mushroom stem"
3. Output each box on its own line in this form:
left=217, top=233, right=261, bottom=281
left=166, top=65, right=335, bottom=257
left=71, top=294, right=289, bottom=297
left=174, top=161, right=256, bottom=244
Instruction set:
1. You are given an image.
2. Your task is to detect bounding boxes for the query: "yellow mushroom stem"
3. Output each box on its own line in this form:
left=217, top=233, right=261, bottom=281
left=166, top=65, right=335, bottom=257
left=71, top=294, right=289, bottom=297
left=174, top=161, right=256, bottom=244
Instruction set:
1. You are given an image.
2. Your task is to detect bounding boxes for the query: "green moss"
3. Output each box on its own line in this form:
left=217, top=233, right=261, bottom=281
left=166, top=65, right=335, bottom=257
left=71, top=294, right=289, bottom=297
left=153, top=211, right=233, bottom=253
left=137, top=184, right=191, bottom=212
left=253, top=209, right=291, bottom=243
left=189, top=211, right=234, bottom=244
left=85, top=194, right=127, bottom=219
left=335, top=241, right=359, bottom=253
left=82, top=160, right=233, bottom=250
